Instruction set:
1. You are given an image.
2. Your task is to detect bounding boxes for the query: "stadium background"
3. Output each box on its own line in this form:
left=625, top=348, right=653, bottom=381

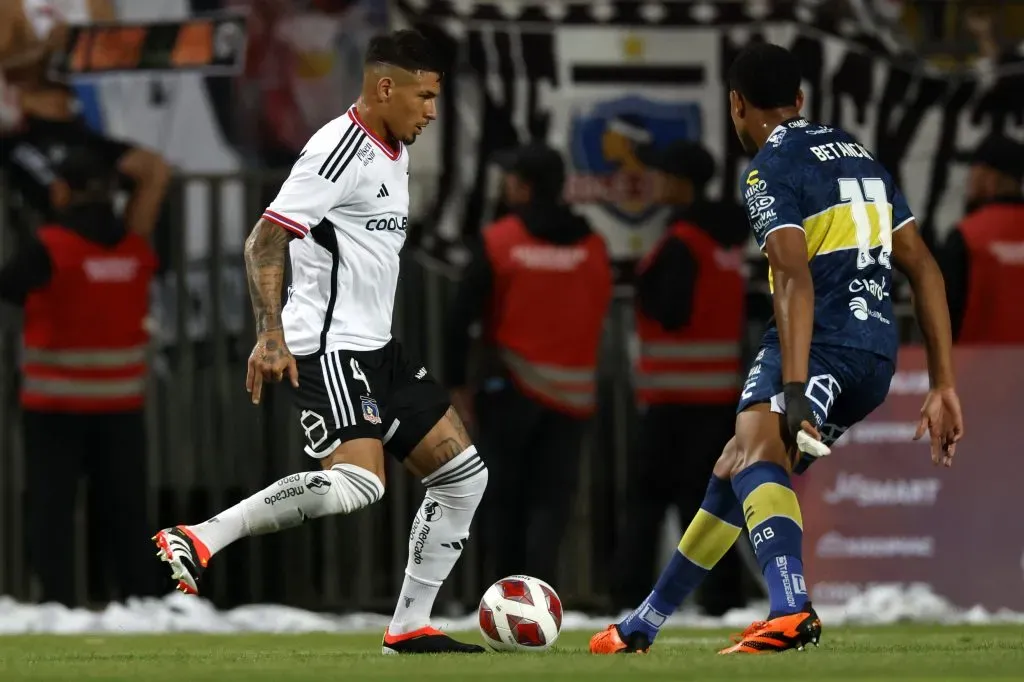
left=1, top=0, right=1023, bottom=630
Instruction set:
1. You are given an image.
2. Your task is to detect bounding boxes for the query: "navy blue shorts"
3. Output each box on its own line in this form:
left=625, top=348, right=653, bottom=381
left=737, top=340, right=895, bottom=473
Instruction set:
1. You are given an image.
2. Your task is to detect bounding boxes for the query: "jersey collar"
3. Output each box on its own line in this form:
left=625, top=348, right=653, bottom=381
left=762, top=116, right=807, bottom=150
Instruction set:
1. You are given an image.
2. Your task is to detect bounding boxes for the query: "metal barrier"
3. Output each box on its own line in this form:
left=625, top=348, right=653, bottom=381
left=0, top=171, right=920, bottom=612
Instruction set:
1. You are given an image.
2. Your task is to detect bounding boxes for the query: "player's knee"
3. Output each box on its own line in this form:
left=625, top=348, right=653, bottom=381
left=731, top=406, right=791, bottom=476
left=713, top=437, right=739, bottom=479
left=326, top=463, right=385, bottom=514
left=423, top=446, right=487, bottom=510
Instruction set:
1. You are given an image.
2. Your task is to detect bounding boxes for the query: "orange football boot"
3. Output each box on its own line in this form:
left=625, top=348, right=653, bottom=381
left=718, top=603, right=822, bottom=654
left=589, top=624, right=651, bottom=654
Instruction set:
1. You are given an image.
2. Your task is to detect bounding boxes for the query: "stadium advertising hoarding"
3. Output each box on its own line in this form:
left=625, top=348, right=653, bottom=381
left=797, top=345, right=1023, bottom=612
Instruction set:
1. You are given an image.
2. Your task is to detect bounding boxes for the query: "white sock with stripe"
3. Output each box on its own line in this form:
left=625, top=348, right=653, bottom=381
left=188, top=464, right=384, bottom=556
left=388, top=446, right=488, bottom=635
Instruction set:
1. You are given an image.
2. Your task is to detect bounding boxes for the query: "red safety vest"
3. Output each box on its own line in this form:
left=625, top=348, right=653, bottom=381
left=483, top=214, right=612, bottom=417
left=21, top=225, right=156, bottom=412
left=958, top=202, right=1024, bottom=344
left=634, top=222, right=745, bottom=405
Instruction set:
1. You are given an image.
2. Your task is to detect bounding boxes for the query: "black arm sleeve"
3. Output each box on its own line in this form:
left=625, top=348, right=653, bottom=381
left=937, top=228, right=968, bottom=342
left=636, top=237, right=698, bottom=331
left=0, top=239, right=53, bottom=306
left=444, top=239, right=494, bottom=386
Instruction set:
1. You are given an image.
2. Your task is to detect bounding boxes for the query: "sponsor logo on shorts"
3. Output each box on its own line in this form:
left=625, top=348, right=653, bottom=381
left=300, top=410, right=329, bottom=451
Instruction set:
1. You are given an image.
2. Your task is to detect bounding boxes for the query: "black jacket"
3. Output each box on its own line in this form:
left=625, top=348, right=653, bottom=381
left=0, top=205, right=127, bottom=306
left=635, top=200, right=749, bottom=331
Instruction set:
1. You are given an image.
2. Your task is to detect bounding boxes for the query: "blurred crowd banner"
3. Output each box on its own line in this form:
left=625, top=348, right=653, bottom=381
left=396, top=0, right=1024, bottom=266
left=798, top=346, right=1024, bottom=613
left=52, top=12, right=248, bottom=77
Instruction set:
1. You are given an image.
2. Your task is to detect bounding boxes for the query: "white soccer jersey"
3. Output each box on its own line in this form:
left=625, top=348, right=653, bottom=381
left=262, top=104, right=409, bottom=355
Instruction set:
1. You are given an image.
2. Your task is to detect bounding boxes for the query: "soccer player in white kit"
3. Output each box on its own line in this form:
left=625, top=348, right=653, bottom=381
left=152, top=30, right=488, bottom=655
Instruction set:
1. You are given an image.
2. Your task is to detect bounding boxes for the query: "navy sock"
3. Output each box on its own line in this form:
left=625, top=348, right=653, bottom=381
left=619, top=476, right=743, bottom=640
left=732, top=462, right=809, bottom=617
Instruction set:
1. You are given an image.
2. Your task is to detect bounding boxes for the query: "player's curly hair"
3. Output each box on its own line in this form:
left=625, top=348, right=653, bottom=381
left=728, top=41, right=801, bottom=109
left=365, top=29, right=444, bottom=78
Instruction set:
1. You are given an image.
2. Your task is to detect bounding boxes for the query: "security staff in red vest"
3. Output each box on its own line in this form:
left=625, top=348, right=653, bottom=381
left=0, top=146, right=161, bottom=606
left=609, top=140, right=751, bottom=616
left=939, top=133, right=1024, bottom=343
left=446, top=143, right=613, bottom=584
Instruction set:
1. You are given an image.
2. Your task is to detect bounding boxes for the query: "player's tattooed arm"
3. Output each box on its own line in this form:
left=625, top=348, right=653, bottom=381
left=244, top=218, right=296, bottom=335
left=765, top=227, right=815, bottom=384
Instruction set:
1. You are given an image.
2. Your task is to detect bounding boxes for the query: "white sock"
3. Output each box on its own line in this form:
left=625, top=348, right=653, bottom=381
left=189, top=464, right=384, bottom=556
left=389, top=446, right=488, bottom=635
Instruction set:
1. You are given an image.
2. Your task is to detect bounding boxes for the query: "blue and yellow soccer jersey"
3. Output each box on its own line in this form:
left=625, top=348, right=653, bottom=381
left=741, top=118, right=913, bottom=363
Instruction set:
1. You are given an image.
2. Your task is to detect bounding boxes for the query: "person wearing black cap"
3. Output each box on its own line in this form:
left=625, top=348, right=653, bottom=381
left=938, top=133, right=1024, bottom=343
left=445, top=142, right=613, bottom=584
left=0, top=145, right=161, bottom=606
left=609, top=138, right=751, bottom=617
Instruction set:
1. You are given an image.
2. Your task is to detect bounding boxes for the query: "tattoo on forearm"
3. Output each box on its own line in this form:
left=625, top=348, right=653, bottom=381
left=244, top=219, right=293, bottom=334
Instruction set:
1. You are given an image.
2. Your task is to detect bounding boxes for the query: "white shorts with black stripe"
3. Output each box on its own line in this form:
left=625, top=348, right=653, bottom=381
left=287, top=339, right=451, bottom=461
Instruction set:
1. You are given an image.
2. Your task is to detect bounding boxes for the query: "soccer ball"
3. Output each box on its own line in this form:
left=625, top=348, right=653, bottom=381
left=477, top=575, right=563, bottom=651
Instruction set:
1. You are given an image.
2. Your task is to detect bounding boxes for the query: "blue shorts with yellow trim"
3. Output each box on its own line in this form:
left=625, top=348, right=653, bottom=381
left=736, top=340, right=895, bottom=474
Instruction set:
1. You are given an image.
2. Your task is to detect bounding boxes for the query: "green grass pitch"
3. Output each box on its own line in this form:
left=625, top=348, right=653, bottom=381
left=1, top=626, right=1022, bottom=681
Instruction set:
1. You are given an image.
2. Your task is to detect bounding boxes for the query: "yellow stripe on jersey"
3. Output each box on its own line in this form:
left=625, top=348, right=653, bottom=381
left=764, top=202, right=893, bottom=292
left=803, top=203, right=892, bottom=258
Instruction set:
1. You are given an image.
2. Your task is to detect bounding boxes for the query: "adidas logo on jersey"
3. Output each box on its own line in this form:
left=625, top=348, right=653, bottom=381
left=415, top=367, right=427, bottom=380
left=377, top=183, right=389, bottom=198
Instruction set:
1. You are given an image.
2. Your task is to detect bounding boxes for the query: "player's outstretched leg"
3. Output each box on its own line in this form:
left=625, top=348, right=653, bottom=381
left=718, top=405, right=820, bottom=655
left=590, top=439, right=744, bottom=655
left=382, top=407, right=488, bottom=655
left=153, top=440, right=385, bottom=595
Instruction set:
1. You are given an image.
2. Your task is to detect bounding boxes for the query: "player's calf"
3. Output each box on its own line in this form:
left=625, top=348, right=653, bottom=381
left=387, top=444, right=488, bottom=638
left=730, top=409, right=810, bottom=619
left=383, top=409, right=487, bottom=653
left=154, top=462, right=384, bottom=595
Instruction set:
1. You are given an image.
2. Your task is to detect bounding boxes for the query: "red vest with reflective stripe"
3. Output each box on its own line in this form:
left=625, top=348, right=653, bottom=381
left=21, top=225, right=156, bottom=412
left=958, top=203, right=1024, bottom=344
left=483, top=214, right=612, bottom=417
left=634, top=222, right=745, bottom=405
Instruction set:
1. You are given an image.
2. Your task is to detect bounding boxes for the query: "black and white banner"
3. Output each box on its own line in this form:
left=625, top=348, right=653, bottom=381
left=397, top=0, right=1024, bottom=264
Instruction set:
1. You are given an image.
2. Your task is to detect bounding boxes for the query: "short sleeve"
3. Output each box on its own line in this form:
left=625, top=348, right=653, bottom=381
left=741, top=164, right=805, bottom=250
left=890, top=183, right=915, bottom=232
left=262, top=130, right=360, bottom=238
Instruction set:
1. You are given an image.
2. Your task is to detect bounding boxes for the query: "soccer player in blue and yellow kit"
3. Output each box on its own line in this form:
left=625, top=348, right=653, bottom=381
left=591, top=42, right=965, bottom=655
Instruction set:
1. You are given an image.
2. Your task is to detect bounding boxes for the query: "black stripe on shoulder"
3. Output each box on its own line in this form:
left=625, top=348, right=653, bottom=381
left=318, top=123, right=359, bottom=179
left=328, top=131, right=366, bottom=183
